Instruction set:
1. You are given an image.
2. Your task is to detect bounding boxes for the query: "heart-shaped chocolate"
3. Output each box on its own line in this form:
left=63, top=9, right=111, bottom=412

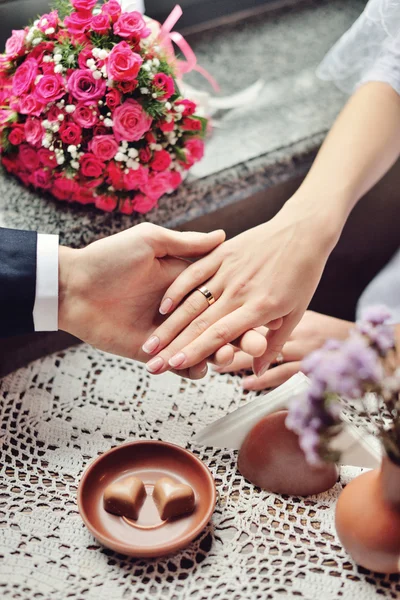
left=103, top=476, right=146, bottom=520
left=153, top=477, right=195, bottom=520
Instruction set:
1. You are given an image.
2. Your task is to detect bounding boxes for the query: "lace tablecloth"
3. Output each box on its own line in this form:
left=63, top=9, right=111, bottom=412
left=0, top=344, right=399, bottom=600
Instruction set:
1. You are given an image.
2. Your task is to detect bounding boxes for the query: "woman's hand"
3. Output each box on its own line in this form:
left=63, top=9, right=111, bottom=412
left=142, top=200, right=341, bottom=376
left=215, top=311, right=354, bottom=389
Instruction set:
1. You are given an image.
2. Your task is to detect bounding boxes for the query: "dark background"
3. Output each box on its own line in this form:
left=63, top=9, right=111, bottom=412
left=0, top=0, right=299, bottom=48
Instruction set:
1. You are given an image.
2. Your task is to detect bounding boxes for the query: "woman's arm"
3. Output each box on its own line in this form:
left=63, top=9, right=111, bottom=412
left=142, top=81, right=400, bottom=377
left=290, top=81, right=400, bottom=235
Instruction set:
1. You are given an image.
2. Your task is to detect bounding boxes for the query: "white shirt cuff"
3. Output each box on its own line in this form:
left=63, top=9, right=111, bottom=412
left=33, top=233, right=59, bottom=332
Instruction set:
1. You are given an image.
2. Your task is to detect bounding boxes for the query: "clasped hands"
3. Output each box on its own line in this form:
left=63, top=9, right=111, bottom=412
left=58, top=223, right=266, bottom=379
left=59, top=199, right=336, bottom=383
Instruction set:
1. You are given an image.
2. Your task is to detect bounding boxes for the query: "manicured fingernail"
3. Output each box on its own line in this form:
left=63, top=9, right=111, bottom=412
left=169, top=352, right=186, bottom=368
left=146, top=357, right=164, bottom=374
left=256, top=363, right=270, bottom=378
left=159, top=298, right=173, bottom=315
left=242, top=376, right=256, bottom=389
left=142, top=336, right=160, bottom=354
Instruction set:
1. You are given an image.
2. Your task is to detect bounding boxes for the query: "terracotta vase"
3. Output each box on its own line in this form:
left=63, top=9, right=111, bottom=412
left=335, top=454, right=400, bottom=573
left=237, top=411, right=338, bottom=496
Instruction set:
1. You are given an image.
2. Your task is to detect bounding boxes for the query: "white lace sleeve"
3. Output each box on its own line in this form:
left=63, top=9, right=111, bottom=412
left=317, top=0, right=400, bottom=95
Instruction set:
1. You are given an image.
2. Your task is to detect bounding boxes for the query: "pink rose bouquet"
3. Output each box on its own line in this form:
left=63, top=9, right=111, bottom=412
left=0, top=0, right=207, bottom=214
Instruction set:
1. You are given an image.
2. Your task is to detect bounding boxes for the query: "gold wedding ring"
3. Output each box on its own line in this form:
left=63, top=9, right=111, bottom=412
left=196, top=286, right=215, bottom=306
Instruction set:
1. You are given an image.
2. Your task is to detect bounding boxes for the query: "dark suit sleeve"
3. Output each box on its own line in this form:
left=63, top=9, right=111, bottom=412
left=0, top=228, right=37, bottom=339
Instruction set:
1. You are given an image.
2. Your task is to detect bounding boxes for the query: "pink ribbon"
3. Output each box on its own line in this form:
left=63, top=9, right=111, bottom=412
left=158, top=5, right=220, bottom=92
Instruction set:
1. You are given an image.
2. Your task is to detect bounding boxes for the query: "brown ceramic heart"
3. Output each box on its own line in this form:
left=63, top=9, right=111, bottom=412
left=238, top=410, right=338, bottom=496
left=103, top=475, right=146, bottom=520
left=153, top=476, right=195, bottom=520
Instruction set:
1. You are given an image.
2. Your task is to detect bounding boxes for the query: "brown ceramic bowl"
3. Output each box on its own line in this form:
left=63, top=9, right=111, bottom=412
left=77, top=440, right=216, bottom=558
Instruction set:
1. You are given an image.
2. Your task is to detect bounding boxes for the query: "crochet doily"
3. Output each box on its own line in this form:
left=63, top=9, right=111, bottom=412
left=0, top=344, right=399, bottom=599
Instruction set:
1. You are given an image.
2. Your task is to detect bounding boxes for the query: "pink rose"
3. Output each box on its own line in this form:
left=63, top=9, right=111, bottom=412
left=133, top=193, right=158, bottom=214
left=18, top=94, right=44, bottom=117
left=123, top=165, right=148, bottom=190
left=78, top=45, right=94, bottom=69
left=72, top=102, right=99, bottom=128
left=37, top=11, right=59, bottom=33
left=64, top=11, right=93, bottom=36
left=146, top=132, right=156, bottom=144
left=139, top=146, right=152, bottom=163
left=24, top=118, right=44, bottom=147
left=107, top=41, right=142, bottom=82
left=95, top=195, right=117, bottom=212
left=68, top=69, right=106, bottom=103
left=159, top=119, right=175, bottom=133
left=141, top=172, right=171, bottom=201
left=18, top=144, right=40, bottom=171
left=5, top=30, right=26, bottom=58
left=182, top=117, right=202, bottom=131
left=31, top=168, right=52, bottom=189
left=52, top=176, right=78, bottom=201
left=113, top=12, right=150, bottom=40
left=76, top=186, right=95, bottom=205
left=152, top=73, right=175, bottom=100
left=102, top=0, right=121, bottom=22
left=12, top=58, right=38, bottom=96
left=30, top=41, right=55, bottom=62
left=119, top=198, right=135, bottom=215
left=91, top=12, right=111, bottom=34
left=72, top=0, right=97, bottom=10
left=107, top=161, right=124, bottom=189
left=93, top=124, right=107, bottom=136
left=8, top=124, right=25, bottom=146
left=175, top=99, right=196, bottom=117
left=47, top=104, right=63, bottom=122
left=168, top=170, right=183, bottom=190
left=38, top=148, right=57, bottom=167
left=90, top=135, right=119, bottom=161
left=106, top=88, right=122, bottom=110
left=150, top=149, right=171, bottom=172
left=185, top=138, right=205, bottom=162
left=113, top=99, right=152, bottom=142
left=34, top=74, right=65, bottom=104
left=116, top=79, right=138, bottom=94
left=60, top=121, right=82, bottom=145
left=80, top=153, right=105, bottom=178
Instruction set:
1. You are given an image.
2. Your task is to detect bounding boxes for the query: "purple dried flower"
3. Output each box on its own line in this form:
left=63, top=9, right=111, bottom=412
left=360, top=305, right=392, bottom=325
left=298, top=428, right=323, bottom=466
left=356, top=320, right=395, bottom=355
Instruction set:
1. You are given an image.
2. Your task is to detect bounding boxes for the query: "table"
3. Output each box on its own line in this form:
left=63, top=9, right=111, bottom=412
left=0, top=344, right=399, bottom=599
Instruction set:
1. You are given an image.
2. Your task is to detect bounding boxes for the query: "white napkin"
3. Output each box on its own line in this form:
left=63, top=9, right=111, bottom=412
left=193, top=373, right=381, bottom=469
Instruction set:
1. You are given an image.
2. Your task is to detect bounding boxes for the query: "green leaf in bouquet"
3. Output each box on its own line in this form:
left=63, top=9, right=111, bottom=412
left=51, top=0, right=74, bottom=19
left=137, top=68, right=152, bottom=90
left=191, top=115, right=208, bottom=137
left=90, top=31, right=120, bottom=50
left=1, top=129, right=14, bottom=153
left=174, top=146, right=187, bottom=163
left=142, top=98, right=166, bottom=120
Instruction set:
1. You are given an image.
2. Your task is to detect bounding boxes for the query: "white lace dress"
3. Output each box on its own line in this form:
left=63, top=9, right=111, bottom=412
left=317, top=0, right=400, bottom=320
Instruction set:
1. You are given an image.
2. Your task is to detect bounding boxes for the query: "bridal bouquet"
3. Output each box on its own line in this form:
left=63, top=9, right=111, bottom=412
left=0, top=0, right=207, bottom=214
